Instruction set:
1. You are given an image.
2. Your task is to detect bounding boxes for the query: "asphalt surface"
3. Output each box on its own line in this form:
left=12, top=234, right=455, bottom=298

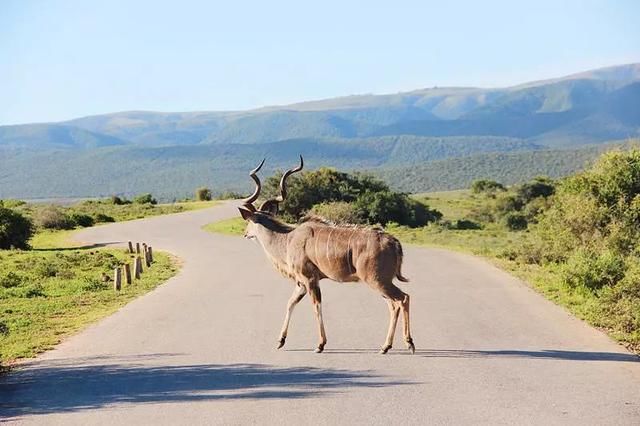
left=1, top=202, right=639, bottom=425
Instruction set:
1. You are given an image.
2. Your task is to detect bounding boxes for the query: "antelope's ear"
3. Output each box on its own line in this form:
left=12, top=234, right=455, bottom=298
left=259, top=199, right=279, bottom=216
left=238, top=207, right=254, bottom=221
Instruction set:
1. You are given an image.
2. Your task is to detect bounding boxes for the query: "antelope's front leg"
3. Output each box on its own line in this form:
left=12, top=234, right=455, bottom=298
left=308, top=281, right=327, bottom=353
left=277, top=283, right=307, bottom=349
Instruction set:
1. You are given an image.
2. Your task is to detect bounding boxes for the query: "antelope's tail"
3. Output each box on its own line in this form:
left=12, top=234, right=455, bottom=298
left=392, top=237, right=410, bottom=283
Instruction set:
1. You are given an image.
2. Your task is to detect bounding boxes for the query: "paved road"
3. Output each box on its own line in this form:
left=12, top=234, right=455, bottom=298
left=2, top=202, right=639, bottom=425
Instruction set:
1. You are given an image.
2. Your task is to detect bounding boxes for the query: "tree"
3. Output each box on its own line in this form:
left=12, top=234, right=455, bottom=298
left=133, top=193, right=157, bottom=205
left=260, top=167, right=440, bottom=227
left=471, top=179, right=505, bottom=194
left=195, top=187, right=212, bottom=201
left=0, top=207, right=34, bottom=249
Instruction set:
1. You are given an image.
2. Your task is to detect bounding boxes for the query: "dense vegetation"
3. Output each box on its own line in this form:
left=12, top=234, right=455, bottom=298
left=513, top=150, right=640, bottom=347
left=260, top=168, right=441, bottom=227
left=2, top=139, right=634, bottom=201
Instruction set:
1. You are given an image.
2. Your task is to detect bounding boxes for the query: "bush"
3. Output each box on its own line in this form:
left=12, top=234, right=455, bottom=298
left=354, top=191, right=441, bottom=227
left=310, top=202, right=364, bottom=224
left=471, top=179, right=505, bottom=194
left=516, top=176, right=555, bottom=202
left=453, top=219, right=482, bottom=230
left=34, top=206, right=74, bottom=230
left=561, top=249, right=626, bottom=291
left=0, top=271, right=23, bottom=288
left=110, top=195, right=130, bottom=205
left=502, top=212, right=528, bottom=231
left=93, top=213, right=115, bottom=223
left=599, top=261, right=640, bottom=339
left=0, top=207, right=34, bottom=249
left=195, top=187, right=212, bottom=201
left=68, top=213, right=95, bottom=228
left=261, top=168, right=440, bottom=227
left=0, top=199, right=26, bottom=208
left=133, top=193, right=157, bottom=205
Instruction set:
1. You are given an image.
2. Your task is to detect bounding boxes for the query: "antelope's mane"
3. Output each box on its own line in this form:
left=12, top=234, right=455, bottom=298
left=300, top=214, right=384, bottom=232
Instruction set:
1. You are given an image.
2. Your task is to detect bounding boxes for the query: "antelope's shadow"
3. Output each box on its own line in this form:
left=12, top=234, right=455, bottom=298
left=0, top=354, right=411, bottom=418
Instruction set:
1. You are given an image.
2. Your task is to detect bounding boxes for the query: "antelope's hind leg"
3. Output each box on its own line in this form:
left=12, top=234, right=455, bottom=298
left=402, top=294, right=415, bottom=354
left=277, top=283, right=307, bottom=349
left=380, top=299, right=401, bottom=354
left=377, top=282, right=414, bottom=354
left=308, top=281, right=327, bottom=353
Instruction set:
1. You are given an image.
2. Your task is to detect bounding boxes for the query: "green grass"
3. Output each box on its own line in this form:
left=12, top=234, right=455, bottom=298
left=412, top=190, right=479, bottom=220
left=202, top=217, right=246, bottom=236
left=61, top=199, right=218, bottom=222
left=0, top=247, right=178, bottom=364
left=15, top=199, right=218, bottom=227
left=29, top=229, right=76, bottom=250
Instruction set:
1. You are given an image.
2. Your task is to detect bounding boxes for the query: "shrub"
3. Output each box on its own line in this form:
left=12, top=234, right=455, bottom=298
left=133, top=193, right=157, bottom=205
left=195, top=187, right=212, bottom=201
left=516, top=177, right=555, bottom=202
left=599, top=261, right=640, bottom=338
left=471, top=179, right=505, bottom=194
left=93, top=213, right=115, bottom=223
left=561, top=249, right=626, bottom=291
left=354, top=191, right=441, bottom=227
left=109, top=195, right=131, bottom=206
left=0, top=207, right=34, bottom=249
left=0, top=271, right=23, bottom=288
left=0, top=199, right=26, bottom=208
left=453, top=219, right=482, bottom=230
left=262, top=168, right=389, bottom=221
left=34, top=206, right=74, bottom=230
left=310, top=202, right=364, bottom=224
left=68, top=213, right=95, bottom=228
left=502, top=212, right=528, bottom=231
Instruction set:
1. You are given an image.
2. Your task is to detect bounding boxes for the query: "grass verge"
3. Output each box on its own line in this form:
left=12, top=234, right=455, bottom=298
left=0, top=247, right=178, bottom=365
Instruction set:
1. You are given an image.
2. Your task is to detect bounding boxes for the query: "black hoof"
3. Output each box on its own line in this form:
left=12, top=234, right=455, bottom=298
left=406, top=338, right=415, bottom=354
left=315, top=344, right=325, bottom=353
left=277, top=338, right=286, bottom=349
left=379, top=345, right=392, bottom=355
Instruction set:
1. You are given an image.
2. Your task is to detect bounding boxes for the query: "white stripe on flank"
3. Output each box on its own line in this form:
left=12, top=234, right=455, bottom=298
left=326, top=228, right=334, bottom=264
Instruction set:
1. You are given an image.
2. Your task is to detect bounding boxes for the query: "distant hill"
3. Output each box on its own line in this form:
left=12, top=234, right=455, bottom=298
left=0, top=124, right=127, bottom=149
left=1, top=63, right=639, bottom=199
left=376, top=141, right=640, bottom=193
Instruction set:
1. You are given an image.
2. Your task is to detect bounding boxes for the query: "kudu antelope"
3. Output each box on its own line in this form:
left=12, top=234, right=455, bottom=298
left=238, top=156, right=415, bottom=354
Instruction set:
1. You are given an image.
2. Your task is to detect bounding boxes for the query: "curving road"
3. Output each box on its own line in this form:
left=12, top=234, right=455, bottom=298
left=2, top=202, right=639, bottom=425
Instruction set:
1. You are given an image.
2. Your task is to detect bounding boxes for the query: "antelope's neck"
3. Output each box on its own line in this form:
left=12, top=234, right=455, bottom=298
left=256, top=227, right=290, bottom=266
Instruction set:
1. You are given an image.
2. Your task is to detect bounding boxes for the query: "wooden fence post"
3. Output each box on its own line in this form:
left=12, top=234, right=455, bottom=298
left=114, top=267, right=122, bottom=291
left=147, top=246, right=154, bottom=264
left=136, top=256, right=143, bottom=275
left=128, top=241, right=134, bottom=253
left=133, top=257, right=140, bottom=279
left=136, top=242, right=141, bottom=254
left=124, top=263, right=132, bottom=285
left=143, top=245, right=151, bottom=267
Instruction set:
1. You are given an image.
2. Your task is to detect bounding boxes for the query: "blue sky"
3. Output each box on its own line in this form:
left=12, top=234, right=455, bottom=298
left=1, top=0, right=638, bottom=125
